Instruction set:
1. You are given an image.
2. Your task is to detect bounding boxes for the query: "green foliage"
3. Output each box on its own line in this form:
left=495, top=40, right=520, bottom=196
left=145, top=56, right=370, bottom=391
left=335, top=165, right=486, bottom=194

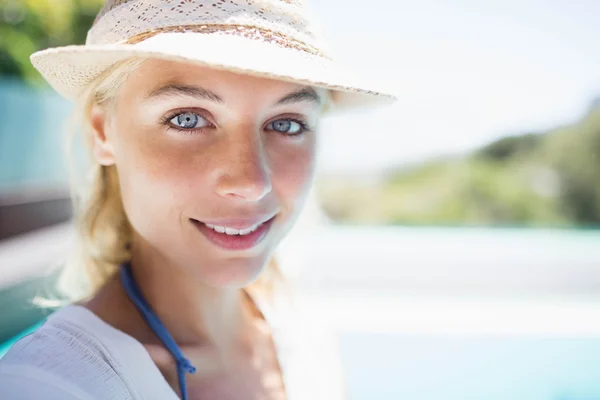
left=476, top=133, right=542, bottom=161
left=318, top=105, right=600, bottom=227
left=0, top=0, right=103, bottom=84
left=541, top=109, right=600, bottom=223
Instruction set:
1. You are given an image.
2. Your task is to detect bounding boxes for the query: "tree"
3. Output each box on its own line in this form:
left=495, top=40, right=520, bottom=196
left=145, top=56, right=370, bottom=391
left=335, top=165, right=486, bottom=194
left=0, top=0, right=103, bottom=84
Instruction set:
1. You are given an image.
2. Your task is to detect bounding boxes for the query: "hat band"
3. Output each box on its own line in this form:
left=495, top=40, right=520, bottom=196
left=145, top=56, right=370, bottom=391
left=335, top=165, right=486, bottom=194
left=124, top=24, right=328, bottom=58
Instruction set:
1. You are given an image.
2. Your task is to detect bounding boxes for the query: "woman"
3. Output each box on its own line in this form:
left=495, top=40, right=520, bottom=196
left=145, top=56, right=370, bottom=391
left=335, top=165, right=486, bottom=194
left=0, top=0, right=394, bottom=399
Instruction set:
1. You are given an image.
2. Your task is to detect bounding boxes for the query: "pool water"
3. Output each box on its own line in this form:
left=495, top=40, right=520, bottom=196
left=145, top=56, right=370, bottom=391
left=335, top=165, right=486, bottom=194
left=340, top=332, right=600, bottom=400
left=0, top=321, right=44, bottom=358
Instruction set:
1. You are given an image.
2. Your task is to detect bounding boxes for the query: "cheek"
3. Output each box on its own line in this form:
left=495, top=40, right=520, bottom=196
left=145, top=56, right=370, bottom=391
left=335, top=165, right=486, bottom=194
left=268, top=135, right=317, bottom=209
left=113, top=129, right=207, bottom=236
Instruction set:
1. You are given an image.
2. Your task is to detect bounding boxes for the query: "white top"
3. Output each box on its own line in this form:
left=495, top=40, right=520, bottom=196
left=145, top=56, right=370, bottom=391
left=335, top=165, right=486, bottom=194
left=0, top=292, right=345, bottom=400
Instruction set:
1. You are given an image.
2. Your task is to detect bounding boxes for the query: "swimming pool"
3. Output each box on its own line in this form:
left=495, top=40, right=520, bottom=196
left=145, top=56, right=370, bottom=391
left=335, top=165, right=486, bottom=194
left=340, top=332, right=600, bottom=400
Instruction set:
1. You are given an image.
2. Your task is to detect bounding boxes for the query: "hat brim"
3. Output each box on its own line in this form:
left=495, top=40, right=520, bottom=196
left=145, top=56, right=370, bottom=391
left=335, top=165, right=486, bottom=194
left=30, top=32, right=396, bottom=111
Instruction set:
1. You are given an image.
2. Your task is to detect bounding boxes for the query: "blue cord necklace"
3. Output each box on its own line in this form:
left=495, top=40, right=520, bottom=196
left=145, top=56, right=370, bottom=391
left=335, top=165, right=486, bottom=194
left=119, top=262, right=197, bottom=400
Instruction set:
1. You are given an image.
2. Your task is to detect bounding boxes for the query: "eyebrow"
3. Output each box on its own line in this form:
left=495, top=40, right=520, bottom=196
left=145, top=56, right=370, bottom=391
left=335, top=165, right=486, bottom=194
left=144, top=84, right=224, bottom=103
left=275, top=87, right=322, bottom=106
left=144, top=84, right=321, bottom=106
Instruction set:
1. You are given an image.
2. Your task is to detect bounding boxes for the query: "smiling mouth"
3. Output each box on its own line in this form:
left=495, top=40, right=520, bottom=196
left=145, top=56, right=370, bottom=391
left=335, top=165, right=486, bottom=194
left=190, top=216, right=276, bottom=251
left=203, top=221, right=264, bottom=236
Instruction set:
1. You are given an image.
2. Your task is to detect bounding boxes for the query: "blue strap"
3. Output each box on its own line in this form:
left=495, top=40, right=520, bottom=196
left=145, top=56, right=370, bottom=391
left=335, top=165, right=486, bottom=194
left=119, top=263, right=196, bottom=400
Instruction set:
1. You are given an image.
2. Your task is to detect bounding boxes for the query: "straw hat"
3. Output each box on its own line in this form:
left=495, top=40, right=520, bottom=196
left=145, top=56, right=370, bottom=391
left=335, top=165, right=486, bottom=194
left=30, top=0, right=396, bottom=110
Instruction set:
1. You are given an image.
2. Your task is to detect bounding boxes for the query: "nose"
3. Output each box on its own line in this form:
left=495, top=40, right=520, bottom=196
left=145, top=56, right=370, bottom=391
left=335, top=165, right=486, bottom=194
left=214, top=133, right=272, bottom=202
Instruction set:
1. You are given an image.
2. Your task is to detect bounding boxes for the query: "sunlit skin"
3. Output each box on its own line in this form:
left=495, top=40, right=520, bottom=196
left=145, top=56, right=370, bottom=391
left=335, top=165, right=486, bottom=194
left=84, top=59, right=325, bottom=399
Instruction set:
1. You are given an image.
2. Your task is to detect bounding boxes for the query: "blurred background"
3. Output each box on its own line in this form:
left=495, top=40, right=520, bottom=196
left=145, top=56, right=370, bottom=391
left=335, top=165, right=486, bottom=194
left=1, top=0, right=600, bottom=399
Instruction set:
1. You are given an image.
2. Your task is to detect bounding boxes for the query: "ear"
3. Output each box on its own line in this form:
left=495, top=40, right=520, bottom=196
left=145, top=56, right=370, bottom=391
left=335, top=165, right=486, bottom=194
left=90, top=104, right=116, bottom=166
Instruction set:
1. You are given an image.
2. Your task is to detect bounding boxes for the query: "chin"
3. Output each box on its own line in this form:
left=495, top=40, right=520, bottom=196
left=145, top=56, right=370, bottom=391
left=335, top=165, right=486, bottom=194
left=195, top=255, right=271, bottom=288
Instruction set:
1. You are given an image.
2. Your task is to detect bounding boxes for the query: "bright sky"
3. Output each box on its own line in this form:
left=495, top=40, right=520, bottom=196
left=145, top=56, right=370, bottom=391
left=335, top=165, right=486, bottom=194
left=308, top=0, right=600, bottom=173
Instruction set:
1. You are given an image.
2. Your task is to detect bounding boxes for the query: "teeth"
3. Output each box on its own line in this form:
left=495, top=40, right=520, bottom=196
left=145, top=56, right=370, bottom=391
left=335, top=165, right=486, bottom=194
left=204, top=222, right=261, bottom=236
left=238, top=227, right=254, bottom=235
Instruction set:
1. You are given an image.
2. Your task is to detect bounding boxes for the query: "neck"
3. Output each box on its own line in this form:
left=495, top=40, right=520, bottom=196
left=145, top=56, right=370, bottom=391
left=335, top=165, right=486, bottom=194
left=125, top=237, right=250, bottom=352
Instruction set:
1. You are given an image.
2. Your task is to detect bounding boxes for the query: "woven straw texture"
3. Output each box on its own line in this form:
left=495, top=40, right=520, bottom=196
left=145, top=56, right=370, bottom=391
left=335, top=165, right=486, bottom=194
left=30, top=0, right=396, bottom=109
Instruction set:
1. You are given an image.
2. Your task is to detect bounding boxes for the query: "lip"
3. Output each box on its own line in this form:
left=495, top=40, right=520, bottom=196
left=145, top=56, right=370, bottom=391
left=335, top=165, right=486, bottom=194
left=191, top=216, right=276, bottom=251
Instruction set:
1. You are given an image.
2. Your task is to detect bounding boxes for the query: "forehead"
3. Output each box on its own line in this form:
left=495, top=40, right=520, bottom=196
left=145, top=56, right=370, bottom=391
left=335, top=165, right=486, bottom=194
left=122, top=58, right=309, bottom=100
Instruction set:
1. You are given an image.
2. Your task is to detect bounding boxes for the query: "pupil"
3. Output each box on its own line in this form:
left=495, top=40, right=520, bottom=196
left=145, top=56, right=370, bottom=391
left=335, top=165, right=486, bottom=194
left=275, top=120, right=291, bottom=132
left=177, top=113, right=198, bottom=128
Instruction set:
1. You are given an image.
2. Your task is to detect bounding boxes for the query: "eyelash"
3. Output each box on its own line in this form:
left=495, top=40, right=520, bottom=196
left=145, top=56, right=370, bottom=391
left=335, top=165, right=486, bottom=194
left=269, top=118, right=311, bottom=137
left=160, top=110, right=311, bottom=137
left=160, top=109, right=214, bottom=135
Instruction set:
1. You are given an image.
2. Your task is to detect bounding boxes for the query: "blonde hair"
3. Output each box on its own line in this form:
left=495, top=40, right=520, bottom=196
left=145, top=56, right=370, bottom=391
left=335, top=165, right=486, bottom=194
left=60, top=57, right=283, bottom=302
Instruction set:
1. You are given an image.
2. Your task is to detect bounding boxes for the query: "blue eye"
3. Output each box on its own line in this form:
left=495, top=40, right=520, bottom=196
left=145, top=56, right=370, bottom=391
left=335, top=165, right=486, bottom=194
left=267, top=119, right=306, bottom=135
left=169, top=112, right=209, bottom=129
